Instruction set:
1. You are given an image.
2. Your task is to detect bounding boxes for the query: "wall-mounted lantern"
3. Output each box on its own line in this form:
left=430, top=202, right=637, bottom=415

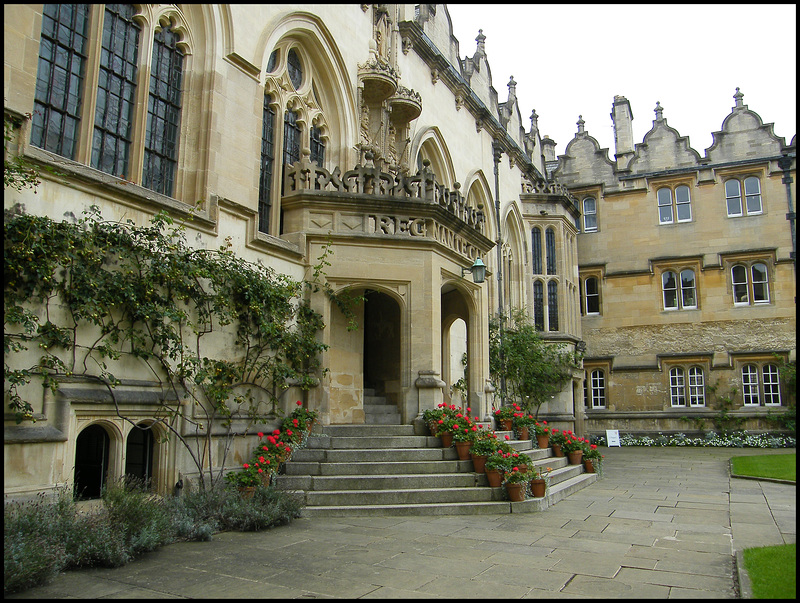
left=462, top=257, right=487, bottom=283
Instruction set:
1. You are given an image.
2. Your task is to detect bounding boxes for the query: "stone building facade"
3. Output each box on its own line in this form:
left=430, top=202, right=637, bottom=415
left=550, top=91, right=796, bottom=436
left=4, top=4, right=584, bottom=499
left=4, top=4, right=795, bottom=501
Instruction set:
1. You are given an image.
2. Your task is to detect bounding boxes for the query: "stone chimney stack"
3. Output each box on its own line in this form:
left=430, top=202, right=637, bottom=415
left=611, top=95, right=635, bottom=171
left=541, top=136, right=557, bottom=162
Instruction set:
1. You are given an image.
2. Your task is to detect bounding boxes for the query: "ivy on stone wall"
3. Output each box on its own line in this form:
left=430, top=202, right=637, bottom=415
left=4, top=204, right=329, bottom=489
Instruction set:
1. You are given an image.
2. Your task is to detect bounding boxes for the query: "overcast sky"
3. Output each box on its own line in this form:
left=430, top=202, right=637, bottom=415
left=446, top=4, right=797, bottom=159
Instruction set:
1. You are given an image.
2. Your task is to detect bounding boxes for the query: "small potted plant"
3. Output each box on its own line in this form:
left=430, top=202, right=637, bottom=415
left=422, top=404, right=450, bottom=436
left=529, top=465, right=552, bottom=498
left=512, top=413, right=536, bottom=441
left=484, top=450, right=514, bottom=487
left=532, top=420, right=551, bottom=449
left=583, top=442, right=603, bottom=474
left=502, top=466, right=532, bottom=502
left=560, top=431, right=587, bottom=465
left=224, top=463, right=261, bottom=497
left=450, top=413, right=478, bottom=460
left=549, top=428, right=566, bottom=457
left=469, top=431, right=501, bottom=473
left=493, top=403, right=521, bottom=431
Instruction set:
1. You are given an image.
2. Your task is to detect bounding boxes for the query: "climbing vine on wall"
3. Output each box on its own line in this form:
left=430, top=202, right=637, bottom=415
left=4, top=204, right=334, bottom=488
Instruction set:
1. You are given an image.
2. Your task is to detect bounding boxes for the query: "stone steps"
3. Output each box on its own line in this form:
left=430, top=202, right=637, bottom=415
left=274, top=421, right=598, bottom=517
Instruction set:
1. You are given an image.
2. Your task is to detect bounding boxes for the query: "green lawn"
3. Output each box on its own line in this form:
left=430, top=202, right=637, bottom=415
left=743, top=543, right=796, bottom=599
left=730, top=453, right=796, bottom=481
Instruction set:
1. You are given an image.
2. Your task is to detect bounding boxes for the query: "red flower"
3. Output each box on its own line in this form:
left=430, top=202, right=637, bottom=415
left=257, top=468, right=263, bottom=473
left=262, top=446, right=268, bottom=451
left=257, top=432, right=264, bottom=438
left=512, top=466, right=519, bottom=472
left=293, top=418, right=299, bottom=426
left=504, top=435, right=510, bottom=440
left=438, top=419, right=444, bottom=424
left=472, top=426, right=478, bottom=431
left=287, top=429, right=293, bottom=435
left=243, top=463, right=250, bottom=469
left=272, top=429, right=280, bottom=435
left=466, top=407, right=471, bottom=413
left=296, top=400, right=302, bottom=406
left=591, top=444, right=597, bottom=449
left=285, top=446, right=291, bottom=453
left=259, top=456, right=266, bottom=463
left=265, top=459, right=270, bottom=464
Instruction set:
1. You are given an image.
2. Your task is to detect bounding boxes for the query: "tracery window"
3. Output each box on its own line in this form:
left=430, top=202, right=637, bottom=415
left=31, top=4, right=191, bottom=198
left=531, top=227, right=542, bottom=275
left=260, top=44, right=330, bottom=235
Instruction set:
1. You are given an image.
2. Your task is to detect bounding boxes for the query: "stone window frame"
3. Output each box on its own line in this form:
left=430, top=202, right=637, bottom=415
left=653, top=259, right=701, bottom=312
left=262, top=41, right=331, bottom=236
left=582, top=196, right=598, bottom=232
left=722, top=254, right=773, bottom=307
left=583, top=366, right=607, bottom=409
left=29, top=4, right=197, bottom=201
left=724, top=175, right=763, bottom=217
left=737, top=358, right=783, bottom=407
left=579, top=268, right=604, bottom=317
left=662, top=358, right=709, bottom=408
left=651, top=178, right=694, bottom=226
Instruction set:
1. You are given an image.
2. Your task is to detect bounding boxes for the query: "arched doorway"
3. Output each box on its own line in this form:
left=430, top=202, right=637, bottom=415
left=125, top=423, right=155, bottom=488
left=74, top=424, right=110, bottom=500
left=441, top=286, right=473, bottom=410
left=363, top=289, right=401, bottom=405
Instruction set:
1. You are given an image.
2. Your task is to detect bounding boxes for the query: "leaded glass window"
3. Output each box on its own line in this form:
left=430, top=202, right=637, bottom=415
left=258, top=94, right=276, bottom=233
left=91, top=4, right=140, bottom=177
left=533, top=281, right=544, bottom=331
left=142, top=23, right=184, bottom=196
left=531, top=228, right=542, bottom=274
left=547, top=281, right=558, bottom=331
left=31, top=4, right=91, bottom=159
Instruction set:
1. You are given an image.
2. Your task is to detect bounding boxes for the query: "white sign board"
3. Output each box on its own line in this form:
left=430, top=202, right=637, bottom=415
left=606, top=429, right=621, bottom=447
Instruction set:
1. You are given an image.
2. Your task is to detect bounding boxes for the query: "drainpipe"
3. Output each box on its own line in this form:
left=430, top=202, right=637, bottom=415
left=492, top=139, right=506, bottom=406
left=777, top=154, right=796, bottom=287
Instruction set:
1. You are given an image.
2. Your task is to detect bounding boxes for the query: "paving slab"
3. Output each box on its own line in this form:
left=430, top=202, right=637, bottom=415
left=6, top=446, right=795, bottom=599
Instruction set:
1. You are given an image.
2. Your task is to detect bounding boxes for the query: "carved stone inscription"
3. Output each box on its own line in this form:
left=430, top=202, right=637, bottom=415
left=366, top=214, right=479, bottom=261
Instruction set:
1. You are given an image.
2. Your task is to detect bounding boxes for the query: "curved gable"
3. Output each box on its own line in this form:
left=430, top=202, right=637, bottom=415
left=705, top=89, right=785, bottom=162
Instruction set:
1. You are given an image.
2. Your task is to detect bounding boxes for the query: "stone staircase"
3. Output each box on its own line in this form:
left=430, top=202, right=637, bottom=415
left=274, top=398, right=598, bottom=517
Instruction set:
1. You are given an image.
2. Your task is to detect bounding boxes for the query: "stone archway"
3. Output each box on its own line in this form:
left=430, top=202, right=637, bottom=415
left=125, top=422, right=155, bottom=488
left=74, top=424, right=111, bottom=500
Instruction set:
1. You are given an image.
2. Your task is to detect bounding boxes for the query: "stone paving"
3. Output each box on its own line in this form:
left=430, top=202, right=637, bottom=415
left=7, top=446, right=795, bottom=599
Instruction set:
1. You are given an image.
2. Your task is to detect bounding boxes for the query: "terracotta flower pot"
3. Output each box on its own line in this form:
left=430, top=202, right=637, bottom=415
left=517, top=426, right=530, bottom=441
left=506, top=482, right=525, bottom=502
left=530, top=478, right=546, bottom=498
left=486, top=468, right=503, bottom=487
left=470, top=453, right=487, bottom=473
left=238, top=486, right=256, bottom=499
left=440, top=431, right=453, bottom=448
left=552, top=443, right=564, bottom=457
left=536, top=434, right=549, bottom=449
left=455, top=440, right=471, bottom=460
left=568, top=450, right=584, bottom=465
left=500, top=419, right=513, bottom=431
left=584, top=458, right=596, bottom=473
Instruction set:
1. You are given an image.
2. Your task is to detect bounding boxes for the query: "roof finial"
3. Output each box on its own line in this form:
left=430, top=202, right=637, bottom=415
left=577, top=115, right=585, bottom=134
left=475, top=29, right=486, bottom=56
left=530, top=109, right=539, bottom=130
left=654, top=101, right=664, bottom=121
left=733, top=87, right=744, bottom=108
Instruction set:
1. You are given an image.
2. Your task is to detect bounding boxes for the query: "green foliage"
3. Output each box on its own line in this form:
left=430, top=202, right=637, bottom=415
left=730, top=453, right=796, bottom=481
left=4, top=207, right=330, bottom=488
left=743, top=543, right=796, bottom=599
left=4, top=113, right=41, bottom=192
left=489, top=308, right=582, bottom=416
left=4, top=482, right=304, bottom=594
